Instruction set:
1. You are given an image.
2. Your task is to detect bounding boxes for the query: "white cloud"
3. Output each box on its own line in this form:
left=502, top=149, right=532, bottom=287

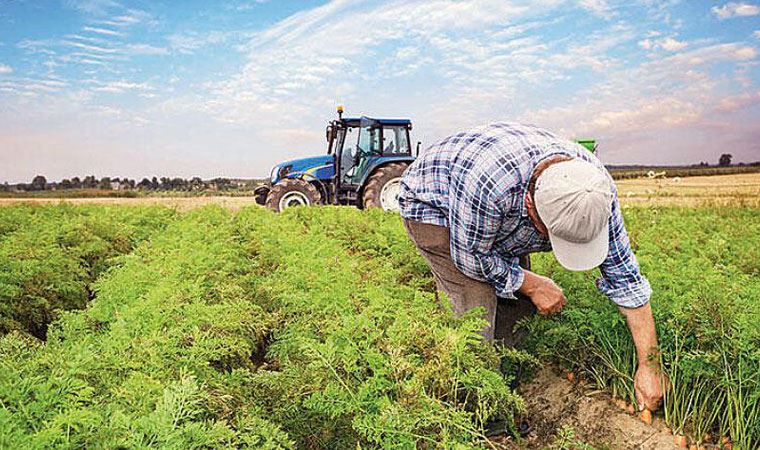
left=754, top=30, right=760, bottom=38
left=63, top=40, right=117, bottom=54
left=0, top=64, right=12, bottom=74
left=90, top=80, right=152, bottom=93
left=95, top=9, right=153, bottom=27
left=124, top=44, right=168, bottom=55
left=168, top=31, right=244, bottom=54
left=659, top=37, right=688, bottom=51
left=715, top=90, right=760, bottom=113
left=639, top=36, right=688, bottom=52
left=711, top=2, right=760, bottom=19
left=82, top=26, right=124, bottom=37
left=64, top=0, right=120, bottom=15
left=578, top=0, right=614, bottom=18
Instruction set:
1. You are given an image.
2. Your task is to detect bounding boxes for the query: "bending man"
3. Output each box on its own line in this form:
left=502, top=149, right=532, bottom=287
left=398, top=122, right=665, bottom=411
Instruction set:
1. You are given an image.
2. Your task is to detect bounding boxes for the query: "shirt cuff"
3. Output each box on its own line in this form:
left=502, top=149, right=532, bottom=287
left=596, top=277, right=652, bottom=308
left=494, top=265, right=525, bottom=299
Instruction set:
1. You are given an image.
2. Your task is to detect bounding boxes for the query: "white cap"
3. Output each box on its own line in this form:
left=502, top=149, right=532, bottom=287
left=534, top=159, right=614, bottom=271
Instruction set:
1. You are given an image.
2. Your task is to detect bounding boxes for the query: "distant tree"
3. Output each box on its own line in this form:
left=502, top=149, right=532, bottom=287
left=60, top=179, right=72, bottom=189
left=170, top=177, right=187, bottom=191
left=151, top=177, right=159, bottom=189
left=160, top=177, right=171, bottom=190
left=98, top=177, right=112, bottom=190
left=30, top=175, right=47, bottom=191
left=0, top=182, right=9, bottom=192
left=719, top=154, right=732, bottom=167
left=190, top=177, right=204, bottom=191
left=82, top=176, right=97, bottom=189
left=137, top=178, right=152, bottom=189
left=71, top=177, right=82, bottom=189
left=125, top=178, right=135, bottom=189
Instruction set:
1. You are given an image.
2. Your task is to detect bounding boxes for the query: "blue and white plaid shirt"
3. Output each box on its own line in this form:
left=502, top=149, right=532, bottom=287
left=399, top=122, right=651, bottom=308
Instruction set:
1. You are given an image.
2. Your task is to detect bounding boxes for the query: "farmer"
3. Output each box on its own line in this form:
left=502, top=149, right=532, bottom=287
left=399, top=122, right=665, bottom=412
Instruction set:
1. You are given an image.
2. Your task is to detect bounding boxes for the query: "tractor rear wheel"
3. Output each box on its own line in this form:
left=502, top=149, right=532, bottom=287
left=265, top=178, right=322, bottom=212
left=362, top=163, right=409, bottom=211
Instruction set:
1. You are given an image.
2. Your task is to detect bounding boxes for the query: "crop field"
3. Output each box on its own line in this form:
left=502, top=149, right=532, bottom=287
left=0, top=199, right=758, bottom=448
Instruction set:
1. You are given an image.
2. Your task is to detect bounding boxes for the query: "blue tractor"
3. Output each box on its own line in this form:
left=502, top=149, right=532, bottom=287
left=256, top=106, right=418, bottom=212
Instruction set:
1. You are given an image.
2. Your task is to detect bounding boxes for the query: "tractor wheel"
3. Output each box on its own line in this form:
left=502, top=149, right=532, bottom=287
left=264, top=178, right=322, bottom=212
left=362, top=162, right=409, bottom=211
left=254, top=186, right=270, bottom=205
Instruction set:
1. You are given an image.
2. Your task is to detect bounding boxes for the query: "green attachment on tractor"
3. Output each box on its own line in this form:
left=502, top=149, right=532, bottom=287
left=575, top=139, right=597, bottom=153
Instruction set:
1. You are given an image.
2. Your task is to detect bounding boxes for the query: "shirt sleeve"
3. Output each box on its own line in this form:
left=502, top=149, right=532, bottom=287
left=447, top=157, right=524, bottom=299
left=596, top=192, right=652, bottom=308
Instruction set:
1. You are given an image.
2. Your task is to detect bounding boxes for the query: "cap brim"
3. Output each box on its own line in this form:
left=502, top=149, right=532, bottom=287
left=547, top=221, right=609, bottom=271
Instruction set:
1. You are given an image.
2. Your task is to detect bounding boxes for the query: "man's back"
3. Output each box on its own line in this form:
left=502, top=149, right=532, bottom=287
left=399, top=122, right=603, bottom=228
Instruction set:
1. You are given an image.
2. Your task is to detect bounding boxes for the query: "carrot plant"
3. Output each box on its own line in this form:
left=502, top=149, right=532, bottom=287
left=0, top=203, right=755, bottom=449
left=0, top=204, right=176, bottom=338
left=0, top=206, right=291, bottom=448
left=524, top=206, right=760, bottom=448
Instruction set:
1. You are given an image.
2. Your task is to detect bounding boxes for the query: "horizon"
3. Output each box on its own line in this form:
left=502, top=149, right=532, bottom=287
left=2, top=0, right=760, bottom=184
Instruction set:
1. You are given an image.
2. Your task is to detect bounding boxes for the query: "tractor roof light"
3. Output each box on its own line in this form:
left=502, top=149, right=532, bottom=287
left=337, top=105, right=344, bottom=119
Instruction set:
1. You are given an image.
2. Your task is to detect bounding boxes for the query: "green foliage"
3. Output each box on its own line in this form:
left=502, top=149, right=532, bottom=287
left=0, top=203, right=756, bottom=449
left=0, top=205, right=176, bottom=338
left=0, top=205, right=527, bottom=449
left=523, top=206, right=760, bottom=448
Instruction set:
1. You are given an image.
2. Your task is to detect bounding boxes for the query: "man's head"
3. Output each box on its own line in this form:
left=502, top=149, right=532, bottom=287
left=526, top=157, right=614, bottom=271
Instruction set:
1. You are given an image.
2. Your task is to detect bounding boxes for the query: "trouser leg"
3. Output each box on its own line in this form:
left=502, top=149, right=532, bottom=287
left=494, top=255, right=536, bottom=346
left=403, top=219, right=497, bottom=340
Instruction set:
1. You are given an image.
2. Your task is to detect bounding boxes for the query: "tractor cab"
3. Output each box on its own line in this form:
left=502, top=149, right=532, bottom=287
left=327, top=113, right=414, bottom=205
left=258, top=107, right=417, bottom=212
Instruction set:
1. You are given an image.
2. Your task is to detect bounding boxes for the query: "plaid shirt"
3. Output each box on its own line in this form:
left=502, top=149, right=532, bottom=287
left=399, top=122, right=651, bottom=308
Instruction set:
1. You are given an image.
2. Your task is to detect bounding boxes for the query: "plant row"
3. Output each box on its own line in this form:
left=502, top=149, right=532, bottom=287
left=0, top=204, right=176, bottom=338
left=523, top=206, right=759, bottom=448
left=0, top=205, right=529, bottom=449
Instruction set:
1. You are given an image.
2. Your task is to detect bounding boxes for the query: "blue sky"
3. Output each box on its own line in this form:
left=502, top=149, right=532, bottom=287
left=1, top=0, right=759, bottom=183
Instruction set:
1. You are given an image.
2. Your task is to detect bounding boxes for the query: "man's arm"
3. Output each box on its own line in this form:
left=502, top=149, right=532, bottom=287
left=597, top=193, right=667, bottom=410
left=619, top=303, right=666, bottom=411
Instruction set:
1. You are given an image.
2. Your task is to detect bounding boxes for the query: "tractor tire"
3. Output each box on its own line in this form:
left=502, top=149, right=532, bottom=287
left=254, top=186, right=270, bottom=205
left=362, top=162, right=409, bottom=211
left=264, top=178, right=322, bottom=212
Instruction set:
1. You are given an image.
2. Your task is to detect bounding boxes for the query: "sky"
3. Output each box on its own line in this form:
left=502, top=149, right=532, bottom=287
left=1, top=0, right=759, bottom=183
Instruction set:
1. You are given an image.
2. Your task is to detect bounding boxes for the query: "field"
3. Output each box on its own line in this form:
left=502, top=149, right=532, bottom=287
left=0, top=175, right=758, bottom=449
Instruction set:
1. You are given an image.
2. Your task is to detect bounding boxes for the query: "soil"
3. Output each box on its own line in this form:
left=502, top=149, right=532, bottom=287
left=507, top=367, right=688, bottom=449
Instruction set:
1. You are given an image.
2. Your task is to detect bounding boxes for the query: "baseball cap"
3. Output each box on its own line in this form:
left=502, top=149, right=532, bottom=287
left=533, top=159, right=614, bottom=271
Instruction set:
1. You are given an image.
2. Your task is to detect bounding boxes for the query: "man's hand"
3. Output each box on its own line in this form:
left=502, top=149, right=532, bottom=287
left=519, top=270, right=567, bottom=315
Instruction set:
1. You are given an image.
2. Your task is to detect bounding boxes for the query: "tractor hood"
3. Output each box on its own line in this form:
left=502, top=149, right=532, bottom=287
left=270, top=154, right=334, bottom=184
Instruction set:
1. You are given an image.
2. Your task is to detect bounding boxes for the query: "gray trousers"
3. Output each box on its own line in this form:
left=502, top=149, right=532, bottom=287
left=404, top=219, right=536, bottom=344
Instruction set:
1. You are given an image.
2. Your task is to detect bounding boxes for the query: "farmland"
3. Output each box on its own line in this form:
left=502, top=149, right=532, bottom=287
left=0, top=178, right=758, bottom=449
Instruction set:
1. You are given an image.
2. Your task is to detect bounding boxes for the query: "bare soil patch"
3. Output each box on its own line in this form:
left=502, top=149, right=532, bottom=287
left=513, top=367, right=715, bottom=449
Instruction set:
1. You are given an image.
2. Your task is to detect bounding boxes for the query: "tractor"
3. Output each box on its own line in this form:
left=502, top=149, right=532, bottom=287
left=255, top=106, right=418, bottom=212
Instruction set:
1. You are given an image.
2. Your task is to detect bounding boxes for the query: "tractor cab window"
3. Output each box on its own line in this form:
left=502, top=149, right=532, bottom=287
left=341, top=118, right=380, bottom=185
left=382, top=126, right=410, bottom=155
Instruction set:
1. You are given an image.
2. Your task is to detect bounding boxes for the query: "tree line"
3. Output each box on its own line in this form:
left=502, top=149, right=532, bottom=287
left=0, top=175, right=261, bottom=193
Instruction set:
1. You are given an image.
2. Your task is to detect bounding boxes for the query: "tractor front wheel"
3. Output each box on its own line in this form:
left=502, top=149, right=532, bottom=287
left=265, top=179, right=322, bottom=212
left=362, top=163, right=409, bottom=211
